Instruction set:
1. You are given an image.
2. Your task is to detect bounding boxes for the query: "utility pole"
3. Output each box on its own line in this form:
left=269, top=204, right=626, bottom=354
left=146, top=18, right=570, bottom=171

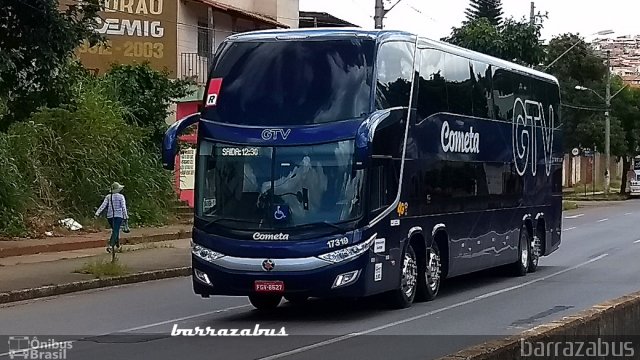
left=374, top=0, right=403, bottom=29
left=374, top=0, right=385, bottom=29
left=530, top=2, right=535, bottom=25
left=604, top=49, right=611, bottom=195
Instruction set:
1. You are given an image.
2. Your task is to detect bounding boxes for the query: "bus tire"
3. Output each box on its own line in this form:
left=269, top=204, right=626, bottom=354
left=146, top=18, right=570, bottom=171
left=284, top=294, right=309, bottom=304
left=385, top=243, right=418, bottom=309
left=529, top=233, right=541, bottom=273
left=249, top=294, right=282, bottom=310
left=416, top=241, right=441, bottom=302
left=512, top=225, right=531, bottom=276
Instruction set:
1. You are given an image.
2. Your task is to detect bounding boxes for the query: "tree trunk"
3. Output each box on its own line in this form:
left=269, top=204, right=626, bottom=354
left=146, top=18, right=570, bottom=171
left=620, top=156, right=630, bottom=195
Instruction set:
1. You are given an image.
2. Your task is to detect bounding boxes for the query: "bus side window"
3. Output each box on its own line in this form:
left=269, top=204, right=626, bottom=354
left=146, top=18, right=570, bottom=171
left=442, top=53, right=473, bottom=117
left=417, top=49, right=447, bottom=122
left=492, top=67, right=515, bottom=121
left=376, top=41, right=414, bottom=110
left=368, top=111, right=403, bottom=215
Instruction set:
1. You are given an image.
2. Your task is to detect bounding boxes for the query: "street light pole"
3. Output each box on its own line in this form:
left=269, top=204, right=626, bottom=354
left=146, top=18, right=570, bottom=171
left=604, top=50, right=611, bottom=195
left=544, top=30, right=614, bottom=72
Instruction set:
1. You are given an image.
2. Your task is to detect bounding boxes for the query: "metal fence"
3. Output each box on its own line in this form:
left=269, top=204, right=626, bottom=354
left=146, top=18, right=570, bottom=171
left=180, top=53, right=210, bottom=84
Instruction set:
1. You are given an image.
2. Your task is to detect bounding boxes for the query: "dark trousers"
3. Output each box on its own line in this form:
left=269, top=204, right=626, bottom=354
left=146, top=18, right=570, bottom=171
left=107, top=217, right=123, bottom=247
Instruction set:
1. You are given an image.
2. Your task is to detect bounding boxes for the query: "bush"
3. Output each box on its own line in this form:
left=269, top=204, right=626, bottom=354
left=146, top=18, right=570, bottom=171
left=0, top=134, right=27, bottom=236
left=0, top=73, right=177, bottom=236
left=104, top=63, right=194, bottom=147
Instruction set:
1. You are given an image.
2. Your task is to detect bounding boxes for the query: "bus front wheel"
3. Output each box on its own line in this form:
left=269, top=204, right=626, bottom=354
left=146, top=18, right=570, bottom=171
left=249, top=294, right=282, bottom=310
left=284, top=294, right=309, bottom=305
left=385, top=243, right=418, bottom=309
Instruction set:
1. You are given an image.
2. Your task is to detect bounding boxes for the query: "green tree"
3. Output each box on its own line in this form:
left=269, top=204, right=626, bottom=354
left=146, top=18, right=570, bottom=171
left=545, top=34, right=640, bottom=193
left=464, top=0, right=503, bottom=26
left=0, top=0, right=102, bottom=128
left=544, top=34, right=607, bottom=153
left=610, top=82, right=640, bottom=194
left=103, top=63, right=195, bottom=146
left=442, top=16, right=546, bottom=66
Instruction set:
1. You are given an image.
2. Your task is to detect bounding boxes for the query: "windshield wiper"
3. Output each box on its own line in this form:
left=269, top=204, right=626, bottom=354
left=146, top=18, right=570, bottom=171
left=295, top=221, right=351, bottom=232
left=199, top=217, right=263, bottom=230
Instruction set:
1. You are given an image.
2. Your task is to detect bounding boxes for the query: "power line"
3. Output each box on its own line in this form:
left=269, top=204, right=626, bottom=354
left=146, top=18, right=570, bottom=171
left=561, top=103, right=608, bottom=111
left=404, top=3, right=438, bottom=24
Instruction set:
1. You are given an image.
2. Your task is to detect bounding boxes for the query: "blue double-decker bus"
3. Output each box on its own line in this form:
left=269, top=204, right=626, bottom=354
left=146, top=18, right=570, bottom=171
left=163, top=28, right=563, bottom=310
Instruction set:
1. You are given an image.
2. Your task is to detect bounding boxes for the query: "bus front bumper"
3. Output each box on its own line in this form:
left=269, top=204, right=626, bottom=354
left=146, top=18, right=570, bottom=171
left=191, top=253, right=375, bottom=298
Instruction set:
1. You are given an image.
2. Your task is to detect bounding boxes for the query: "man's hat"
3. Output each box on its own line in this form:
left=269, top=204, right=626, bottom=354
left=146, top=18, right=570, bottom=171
left=111, top=182, right=124, bottom=193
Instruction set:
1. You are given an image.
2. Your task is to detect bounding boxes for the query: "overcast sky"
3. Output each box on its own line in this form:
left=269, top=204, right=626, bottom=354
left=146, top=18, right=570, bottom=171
left=299, top=0, right=638, bottom=41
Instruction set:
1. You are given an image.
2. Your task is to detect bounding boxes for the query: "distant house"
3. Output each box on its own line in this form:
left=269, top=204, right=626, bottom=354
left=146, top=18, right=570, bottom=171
left=298, top=11, right=358, bottom=28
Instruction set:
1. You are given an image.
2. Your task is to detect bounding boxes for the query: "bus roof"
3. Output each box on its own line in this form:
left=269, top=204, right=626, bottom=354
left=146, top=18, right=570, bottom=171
left=226, top=28, right=558, bottom=84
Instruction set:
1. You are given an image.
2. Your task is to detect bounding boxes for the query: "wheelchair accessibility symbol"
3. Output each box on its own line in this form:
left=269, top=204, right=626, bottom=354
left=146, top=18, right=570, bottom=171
left=273, top=205, right=289, bottom=221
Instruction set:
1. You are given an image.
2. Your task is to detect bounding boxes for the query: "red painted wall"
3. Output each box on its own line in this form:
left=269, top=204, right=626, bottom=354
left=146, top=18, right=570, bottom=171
left=174, top=101, right=199, bottom=208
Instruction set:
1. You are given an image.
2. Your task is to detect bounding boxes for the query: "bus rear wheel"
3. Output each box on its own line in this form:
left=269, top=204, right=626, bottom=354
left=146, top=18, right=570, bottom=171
left=249, top=294, right=282, bottom=310
left=529, top=233, right=541, bottom=273
left=385, top=243, right=418, bottom=309
left=416, top=241, right=441, bottom=302
left=511, top=226, right=531, bottom=276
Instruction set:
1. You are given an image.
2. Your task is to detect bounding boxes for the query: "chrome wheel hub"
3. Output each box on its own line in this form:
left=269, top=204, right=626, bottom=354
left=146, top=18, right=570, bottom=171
left=531, top=236, right=540, bottom=264
left=402, top=253, right=417, bottom=298
left=426, top=251, right=441, bottom=291
left=521, top=239, right=529, bottom=267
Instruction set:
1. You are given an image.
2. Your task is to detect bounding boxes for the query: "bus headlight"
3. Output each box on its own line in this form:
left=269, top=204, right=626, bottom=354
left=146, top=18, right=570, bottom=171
left=191, top=241, right=225, bottom=262
left=317, top=234, right=376, bottom=264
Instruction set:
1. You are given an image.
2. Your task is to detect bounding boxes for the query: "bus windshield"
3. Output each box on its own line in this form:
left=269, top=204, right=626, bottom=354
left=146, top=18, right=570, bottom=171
left=202, top=39, right=375, bottom=126
left=196, top=140, right=365, bottom=231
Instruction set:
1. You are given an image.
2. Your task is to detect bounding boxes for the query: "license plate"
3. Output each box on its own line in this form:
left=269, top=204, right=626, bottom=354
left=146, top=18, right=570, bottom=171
left=254, top=280, right=284, bottom=293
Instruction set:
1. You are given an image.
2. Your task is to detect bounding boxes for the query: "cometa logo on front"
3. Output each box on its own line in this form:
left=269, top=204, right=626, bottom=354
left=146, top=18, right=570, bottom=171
left=441, top=120, right=480, bottom=154
left=253, top=233, right=289, bottom=240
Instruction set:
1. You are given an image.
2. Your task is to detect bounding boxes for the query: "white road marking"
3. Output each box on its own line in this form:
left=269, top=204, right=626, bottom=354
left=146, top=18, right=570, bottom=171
left=0, top=304, right=251, bottom=358
left=625, top=213, right=633, bottom=216
left=563, top=227, right=577, bottom=231
left=118, top=304, right=251, bottom=332
left=597, top=218, right=609, bottom=223
left=257, top=254, right=609, bottom=360
left=564, top=214, right=584, bottom=219
left=634, top=239, right=640, bottom=244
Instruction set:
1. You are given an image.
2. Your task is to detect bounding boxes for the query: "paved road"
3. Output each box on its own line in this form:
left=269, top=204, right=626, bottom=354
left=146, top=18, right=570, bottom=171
left=1, top=200, right=640, bottom=360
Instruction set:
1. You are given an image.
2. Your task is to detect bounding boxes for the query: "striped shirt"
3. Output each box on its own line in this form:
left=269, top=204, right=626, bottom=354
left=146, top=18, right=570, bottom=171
left=96, top=193, right=129, bottom=219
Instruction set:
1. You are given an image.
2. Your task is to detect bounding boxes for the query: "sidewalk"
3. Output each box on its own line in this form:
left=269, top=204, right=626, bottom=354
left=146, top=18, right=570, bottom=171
left=0, top=224, right=192, bottom=258
left=0, top=238, right=191, bottom=301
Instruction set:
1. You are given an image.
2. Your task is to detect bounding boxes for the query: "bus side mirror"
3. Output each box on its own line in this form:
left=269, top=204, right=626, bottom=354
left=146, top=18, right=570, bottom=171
left=354, top=110, right=391, bottom=170
left=162, top=112, right=200, bottom=170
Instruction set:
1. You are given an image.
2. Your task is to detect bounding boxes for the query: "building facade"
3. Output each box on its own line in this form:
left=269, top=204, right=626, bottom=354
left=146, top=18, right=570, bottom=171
left=593, top=35, right=640, bottom=87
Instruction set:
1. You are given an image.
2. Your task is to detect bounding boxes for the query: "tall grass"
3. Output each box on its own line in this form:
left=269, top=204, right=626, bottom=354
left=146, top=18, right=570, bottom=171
left=0, top=75, right=176, bottom=236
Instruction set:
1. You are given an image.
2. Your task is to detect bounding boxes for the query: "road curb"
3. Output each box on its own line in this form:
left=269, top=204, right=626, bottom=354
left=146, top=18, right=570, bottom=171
left=437, top=290, right=640, bottom=359
left=0, top=230, right=192, bottom=258
left=0, top=267, right=191, bottom=305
